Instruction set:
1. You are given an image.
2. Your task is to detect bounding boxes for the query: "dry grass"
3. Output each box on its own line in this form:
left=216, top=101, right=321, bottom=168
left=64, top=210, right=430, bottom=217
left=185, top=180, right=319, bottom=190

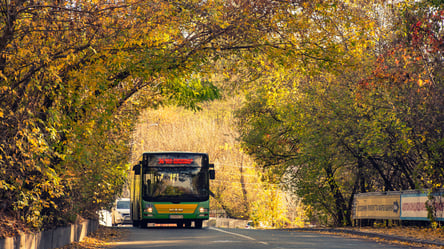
left=131, top=100, right=240, bottom=163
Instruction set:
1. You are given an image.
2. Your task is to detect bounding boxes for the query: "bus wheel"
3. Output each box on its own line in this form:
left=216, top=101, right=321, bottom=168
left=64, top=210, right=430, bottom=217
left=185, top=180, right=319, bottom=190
left=195, top=220, right=203, bottom=229
left=177, top=222, right=184, bottom=228
left=185, top=221, right=192, bottom=228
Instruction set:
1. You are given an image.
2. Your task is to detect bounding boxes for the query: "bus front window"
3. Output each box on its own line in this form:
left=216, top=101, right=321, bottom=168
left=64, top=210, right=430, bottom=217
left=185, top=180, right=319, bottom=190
left=142, top=167, right=208, bottom=202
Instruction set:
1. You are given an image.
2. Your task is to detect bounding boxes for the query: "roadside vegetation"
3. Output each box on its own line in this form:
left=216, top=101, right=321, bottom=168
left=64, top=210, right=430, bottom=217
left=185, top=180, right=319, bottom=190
left=234, top=1, right=444, bottom=226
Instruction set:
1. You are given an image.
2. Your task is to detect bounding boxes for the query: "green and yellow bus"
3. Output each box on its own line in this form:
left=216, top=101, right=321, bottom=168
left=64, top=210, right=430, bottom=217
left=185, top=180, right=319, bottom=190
left=130, top=152, right=215, bottom=228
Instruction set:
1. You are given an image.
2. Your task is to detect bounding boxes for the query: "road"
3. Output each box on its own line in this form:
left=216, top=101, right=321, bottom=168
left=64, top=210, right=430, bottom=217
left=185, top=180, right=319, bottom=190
left=109, top=226, right=409, bottom=249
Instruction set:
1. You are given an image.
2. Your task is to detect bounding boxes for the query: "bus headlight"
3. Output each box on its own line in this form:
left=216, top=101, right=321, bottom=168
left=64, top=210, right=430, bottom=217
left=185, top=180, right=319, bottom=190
left=199, top=207, right=208, bottom=213
left=144, top=204, right=153, bottom=214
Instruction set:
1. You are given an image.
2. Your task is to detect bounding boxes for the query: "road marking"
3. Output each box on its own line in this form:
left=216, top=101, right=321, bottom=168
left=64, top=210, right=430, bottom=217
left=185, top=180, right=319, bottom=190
left=209, top=227, right=269, bottom=245
left=213, top=240, right=241, bottom=243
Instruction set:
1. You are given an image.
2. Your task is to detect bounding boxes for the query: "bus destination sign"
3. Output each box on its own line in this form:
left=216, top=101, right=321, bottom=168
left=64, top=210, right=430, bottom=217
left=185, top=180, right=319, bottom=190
left=157, top=158, right=194, bottom=165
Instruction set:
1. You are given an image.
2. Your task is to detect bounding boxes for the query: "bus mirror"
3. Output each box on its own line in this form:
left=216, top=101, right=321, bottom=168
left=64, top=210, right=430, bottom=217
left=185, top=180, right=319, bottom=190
left=209, top=164, right=215, bottom=179
left=133, top=164, right=141, bottom=175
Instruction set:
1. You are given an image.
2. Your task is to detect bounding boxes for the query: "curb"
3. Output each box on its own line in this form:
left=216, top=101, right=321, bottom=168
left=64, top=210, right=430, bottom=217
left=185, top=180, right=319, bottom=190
left=286, top=228, right=444, bottom=247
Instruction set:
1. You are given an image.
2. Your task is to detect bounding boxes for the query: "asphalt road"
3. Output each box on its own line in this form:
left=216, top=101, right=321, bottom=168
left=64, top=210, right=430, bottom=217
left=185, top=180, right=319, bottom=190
left=109, top=226, right=410, bottom=249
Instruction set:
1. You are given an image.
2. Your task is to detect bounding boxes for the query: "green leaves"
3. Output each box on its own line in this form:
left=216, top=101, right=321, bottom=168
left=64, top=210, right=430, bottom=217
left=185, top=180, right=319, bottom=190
left=164, top=76, right=221, bottom=110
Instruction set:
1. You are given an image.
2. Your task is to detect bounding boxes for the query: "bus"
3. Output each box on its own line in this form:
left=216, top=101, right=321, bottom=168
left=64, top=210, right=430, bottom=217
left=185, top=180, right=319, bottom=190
left=130, top=152, right=215, bottom=228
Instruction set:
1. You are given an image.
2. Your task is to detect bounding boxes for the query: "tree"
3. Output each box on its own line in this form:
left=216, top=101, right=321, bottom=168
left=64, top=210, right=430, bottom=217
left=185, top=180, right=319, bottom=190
left=1, top=0, right=260, bottom=233
left=357, top=1, right=444, bottom=190
left=237, top=0, right=443, bottom=226
left=236, top=0, right=379, bottom=226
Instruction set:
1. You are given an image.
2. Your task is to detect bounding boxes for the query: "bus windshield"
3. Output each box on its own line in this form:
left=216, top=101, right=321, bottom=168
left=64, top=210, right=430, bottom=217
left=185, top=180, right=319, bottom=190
left=142, top=166, right=209, bottom=202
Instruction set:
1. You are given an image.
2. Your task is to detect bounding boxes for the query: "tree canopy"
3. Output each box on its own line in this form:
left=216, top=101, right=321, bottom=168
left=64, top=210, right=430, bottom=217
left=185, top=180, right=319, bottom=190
left=0, top=0, right=308, bottom=234
left=0, top=0, right=232, bottom=233
left=1, top=0, right=443, bottom=233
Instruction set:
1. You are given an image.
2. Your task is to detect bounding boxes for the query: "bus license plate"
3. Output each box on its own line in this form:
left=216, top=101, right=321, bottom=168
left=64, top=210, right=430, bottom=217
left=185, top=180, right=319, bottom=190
left=170, top=215, right=183, bottom=219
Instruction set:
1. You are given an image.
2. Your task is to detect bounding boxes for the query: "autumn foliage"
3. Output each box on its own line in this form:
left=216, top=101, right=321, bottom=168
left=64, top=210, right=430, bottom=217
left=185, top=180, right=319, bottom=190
left=0, top=0, right=222, bottom=236
left=236, top=1, right=443, bottom=226
left=0, top=0, right=443, bottom=235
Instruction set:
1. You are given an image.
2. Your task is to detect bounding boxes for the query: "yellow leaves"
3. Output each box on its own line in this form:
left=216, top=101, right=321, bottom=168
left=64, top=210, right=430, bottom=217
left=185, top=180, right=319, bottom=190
left=0, top=85, right=10, bottom=93
left=250, top=185, right=294, bottom=228
left=0, top=71, right=8, bottom=82
left=221, top=143, right=232, bottom=151
left=417, top=78, right=430, bottom=87
left=301, top=1, right=311, bottom=9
